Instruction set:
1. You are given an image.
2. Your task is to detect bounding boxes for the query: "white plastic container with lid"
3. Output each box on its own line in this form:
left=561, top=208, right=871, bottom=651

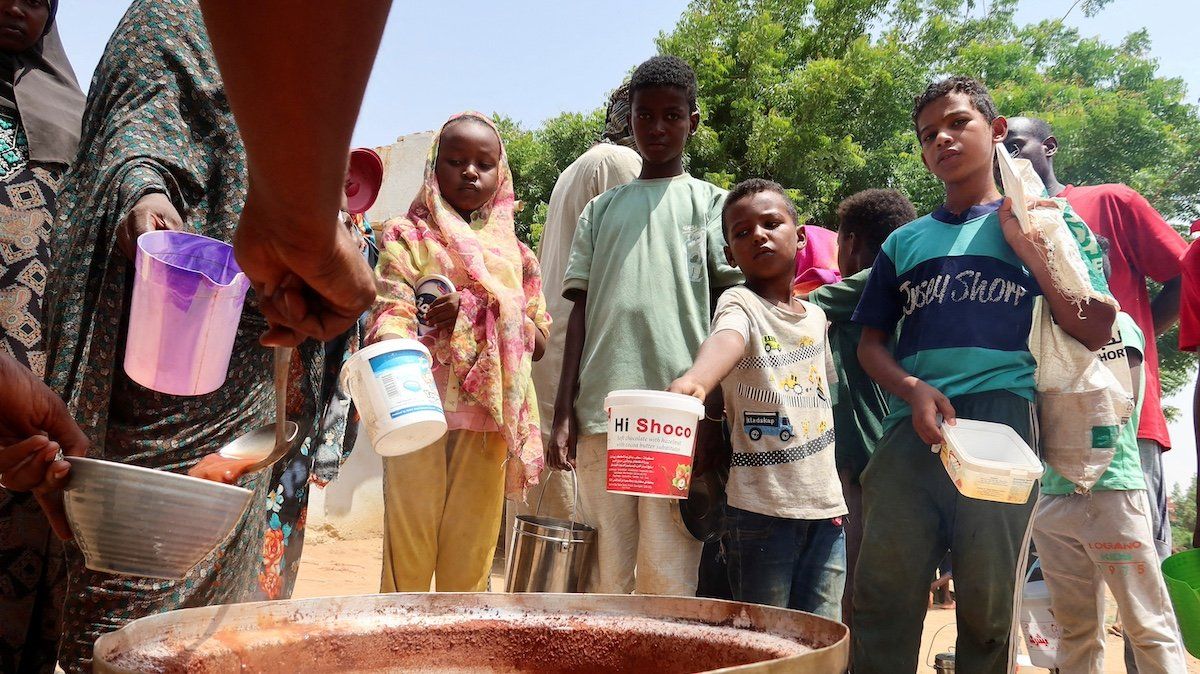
left=414, top=274, right=455, bottom=336
left=604, top=390, right=704, bottom=499
left=938, top=418, right=1043, bottom=504
left=340, top=339, right=446, bottom=456
left=1019, top=562, right=1060, bottom=668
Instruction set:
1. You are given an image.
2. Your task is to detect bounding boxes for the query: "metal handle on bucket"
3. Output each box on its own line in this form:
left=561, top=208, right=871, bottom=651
left=534, top=468, right=581, bottom=549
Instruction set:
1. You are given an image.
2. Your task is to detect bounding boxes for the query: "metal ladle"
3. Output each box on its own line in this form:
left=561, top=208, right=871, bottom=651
left=216, top=346, right=299, bottom=471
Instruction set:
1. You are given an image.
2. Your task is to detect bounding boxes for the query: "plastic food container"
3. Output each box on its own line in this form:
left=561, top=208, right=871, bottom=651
left=938, top=418, right=1042, bottom=504
left=124, top=230, right=249, bottom=396
left=341, top=339, right=446, bottom=456
left=415, top=274, right=455, bottom=336
left=1019, top=563, right=1060, bottom=668
left=604, top=390, right=704, bottom=499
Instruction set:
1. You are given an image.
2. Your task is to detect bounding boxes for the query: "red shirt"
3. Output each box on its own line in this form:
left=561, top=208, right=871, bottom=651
left=1180, top=239, right=1200, bottom=352
left=1061, top=184, right=1188, bottom=448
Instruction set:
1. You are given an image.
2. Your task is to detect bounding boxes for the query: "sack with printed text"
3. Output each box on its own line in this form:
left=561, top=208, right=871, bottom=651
left=997, top=144, right=1132, bottom=490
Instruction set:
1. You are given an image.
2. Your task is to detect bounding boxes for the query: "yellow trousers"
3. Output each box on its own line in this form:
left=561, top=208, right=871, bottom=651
left=381, top=429, right=507, bottom=592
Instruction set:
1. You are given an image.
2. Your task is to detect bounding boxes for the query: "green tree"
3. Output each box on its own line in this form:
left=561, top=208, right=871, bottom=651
left=656, top=0, right=1200, bottom=227
left=499, top=0, right=1200, bottom=398
left=1170, top=475, right=1197, bottom=552
left=495, top=109, right=606, bottom=249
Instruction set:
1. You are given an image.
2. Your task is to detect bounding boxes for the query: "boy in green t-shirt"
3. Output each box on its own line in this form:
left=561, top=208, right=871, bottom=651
left=806, top=188, right=915, bottom=629
left=1031, top=238, right=1186, bottom=672
left=548, top=56, right=743, bottom=596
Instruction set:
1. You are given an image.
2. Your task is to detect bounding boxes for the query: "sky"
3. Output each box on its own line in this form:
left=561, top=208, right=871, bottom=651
left=55, top=0, right=1199, bottom=150
left=54, top=1, right=1199, bottom=487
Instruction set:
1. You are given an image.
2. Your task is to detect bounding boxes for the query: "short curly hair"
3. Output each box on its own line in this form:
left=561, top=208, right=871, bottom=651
left=721, top=178, right=798, bottom=242
left=912, top=76, right=998, bottom=132
left=629, top=55, right=698, bottom=113
left=837, top=189, right=916, bottom=253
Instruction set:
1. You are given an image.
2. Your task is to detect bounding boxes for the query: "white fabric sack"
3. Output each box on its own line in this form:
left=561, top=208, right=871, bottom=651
left=1028, top=299, right=1134, bottom=489
left=997, top=145, right=1131, bottom=490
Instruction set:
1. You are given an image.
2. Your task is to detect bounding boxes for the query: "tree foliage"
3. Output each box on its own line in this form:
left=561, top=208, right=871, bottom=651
left=502, top=0, right=1199, bottom=395
left=495, top=110, right=606, bottom=248
left=1170, top=475, right=1197, bottom=552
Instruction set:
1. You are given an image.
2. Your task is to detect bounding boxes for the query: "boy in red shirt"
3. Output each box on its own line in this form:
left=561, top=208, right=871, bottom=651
left=1182, top=221, right=1200, bottom=550
left=1005, top=116, right=1187, bottom=561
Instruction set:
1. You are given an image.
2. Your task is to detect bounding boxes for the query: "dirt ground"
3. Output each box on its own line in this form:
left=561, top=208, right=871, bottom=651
left=293, top=528, right=1200, bottom=673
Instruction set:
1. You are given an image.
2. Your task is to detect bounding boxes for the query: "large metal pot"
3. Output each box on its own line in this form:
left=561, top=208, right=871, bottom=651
left=93, top=593, right=848, bottom=673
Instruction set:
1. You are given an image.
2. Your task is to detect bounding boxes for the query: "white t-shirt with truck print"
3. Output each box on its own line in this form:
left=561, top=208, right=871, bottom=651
left=712, top=286, right=847, bottom=520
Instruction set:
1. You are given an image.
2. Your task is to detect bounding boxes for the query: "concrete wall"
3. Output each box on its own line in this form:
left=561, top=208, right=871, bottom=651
left=308, top=130, right=434, bottom=543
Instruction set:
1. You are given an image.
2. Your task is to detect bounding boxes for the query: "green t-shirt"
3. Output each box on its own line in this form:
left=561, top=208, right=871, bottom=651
left=563, top=174, right=744, bottom=434
left=1040, top=312, right=1147, bottom=494
left=809, top=269, right=889, bottom=478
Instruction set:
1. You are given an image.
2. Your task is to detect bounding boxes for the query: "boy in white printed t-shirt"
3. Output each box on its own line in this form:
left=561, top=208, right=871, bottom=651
left=670, top=179, right=847, bottom=619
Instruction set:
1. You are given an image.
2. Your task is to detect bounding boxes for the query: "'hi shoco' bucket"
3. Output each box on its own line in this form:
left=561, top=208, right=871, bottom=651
left=341, top=339, right=446, bottom=456
left=604, top=390, right=704, bottom=499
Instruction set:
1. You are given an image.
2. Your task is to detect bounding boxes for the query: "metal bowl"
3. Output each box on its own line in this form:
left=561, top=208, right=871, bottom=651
left=93, top=593, right=849, bottom=673
left=64, top=457, right=253, bottom=580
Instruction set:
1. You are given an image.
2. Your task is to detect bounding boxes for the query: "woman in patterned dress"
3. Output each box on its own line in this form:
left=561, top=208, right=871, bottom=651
left=0, top=0, right=84, bottom=671
left=42, top=1, right=354, bottom=670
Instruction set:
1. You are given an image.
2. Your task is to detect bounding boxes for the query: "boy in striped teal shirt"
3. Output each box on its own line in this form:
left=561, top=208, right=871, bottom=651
left=848, top=76, right=1116, bottom=673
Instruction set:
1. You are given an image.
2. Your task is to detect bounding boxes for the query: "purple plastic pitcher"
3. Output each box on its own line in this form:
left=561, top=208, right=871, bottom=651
left=124, top=230, right=250, bottom=396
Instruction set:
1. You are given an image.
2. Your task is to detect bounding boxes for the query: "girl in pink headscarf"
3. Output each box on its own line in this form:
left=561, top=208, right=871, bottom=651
left=370, top=112, right=549, bottom=592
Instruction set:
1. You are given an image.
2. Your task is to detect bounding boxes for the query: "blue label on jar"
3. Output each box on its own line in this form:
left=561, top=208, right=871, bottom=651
left=368, top=350, right=441, bottom=418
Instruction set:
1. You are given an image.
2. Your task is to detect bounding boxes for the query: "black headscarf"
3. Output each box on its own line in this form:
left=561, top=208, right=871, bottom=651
left=0, top=0, right=84, bottom=164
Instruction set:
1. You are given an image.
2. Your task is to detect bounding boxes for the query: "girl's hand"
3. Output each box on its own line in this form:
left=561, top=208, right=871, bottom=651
left=425, top=292, right=461, bottom=332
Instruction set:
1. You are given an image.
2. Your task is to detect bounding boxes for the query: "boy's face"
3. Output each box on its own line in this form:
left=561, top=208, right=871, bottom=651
left=835, top=229, right=861, bottom=278
left=916, top=91, right=1007, bottom=186
left=723, top=191, right=803, bottom=283
left=630, top=86, right=698, bottom=167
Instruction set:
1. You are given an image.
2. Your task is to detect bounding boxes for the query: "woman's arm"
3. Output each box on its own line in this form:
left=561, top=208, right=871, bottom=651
left=200, top=1, right=390, bottom=346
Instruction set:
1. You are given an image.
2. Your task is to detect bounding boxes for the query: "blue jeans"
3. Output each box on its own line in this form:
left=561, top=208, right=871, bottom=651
left=725, top=505, right=846, bottom=620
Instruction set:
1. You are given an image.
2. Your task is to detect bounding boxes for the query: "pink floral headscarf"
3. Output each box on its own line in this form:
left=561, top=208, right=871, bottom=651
left=370, top=112, right=548, bottom=499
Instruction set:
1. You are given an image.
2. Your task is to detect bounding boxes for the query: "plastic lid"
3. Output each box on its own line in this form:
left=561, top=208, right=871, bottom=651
left=942, top=418, right=1043, bottom=473
left=416, top=274, right=455, bottom=294
left=604, top=389, right=705, bottom=417
left=354, top=338, right=431, bottom=363
left=345, top=147, right=384, bottom=214
left=1022, top=579, right=1052, bottom=602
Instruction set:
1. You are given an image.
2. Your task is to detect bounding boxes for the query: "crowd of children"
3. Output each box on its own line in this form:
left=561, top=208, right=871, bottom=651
left=363, top=52, right=1196, bottom=672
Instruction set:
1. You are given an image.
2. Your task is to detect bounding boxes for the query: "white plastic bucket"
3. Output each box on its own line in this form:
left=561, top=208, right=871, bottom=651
left=340, top=339, right=446, bottom=456
left=939, top=418, right=1043, bottom=504
left=1020, top=565, right=1060, bottom=668
left=604, top=390, right=704, bottom=499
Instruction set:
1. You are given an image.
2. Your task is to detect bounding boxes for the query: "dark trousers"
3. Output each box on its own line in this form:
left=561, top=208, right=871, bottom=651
left=851, top=391, right=1037, bottom=674
left=725, top=506, right=846, bottom=619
